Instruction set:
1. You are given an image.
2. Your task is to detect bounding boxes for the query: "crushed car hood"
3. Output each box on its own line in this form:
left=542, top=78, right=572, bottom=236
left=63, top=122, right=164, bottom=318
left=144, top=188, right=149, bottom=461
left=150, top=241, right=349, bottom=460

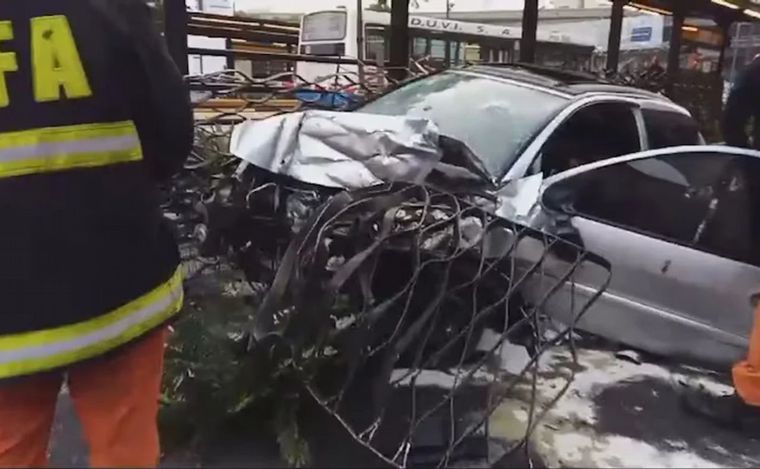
left=230, top=110, right=444, bottom=190
left=230, top=110, right=496, bottom=192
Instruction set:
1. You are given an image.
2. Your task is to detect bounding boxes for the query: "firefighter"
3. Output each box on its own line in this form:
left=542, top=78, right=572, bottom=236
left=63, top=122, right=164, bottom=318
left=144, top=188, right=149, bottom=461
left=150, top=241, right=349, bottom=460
left=0, top=0, right=193, bottom=467
left=723, top=54, right=760, bottom=149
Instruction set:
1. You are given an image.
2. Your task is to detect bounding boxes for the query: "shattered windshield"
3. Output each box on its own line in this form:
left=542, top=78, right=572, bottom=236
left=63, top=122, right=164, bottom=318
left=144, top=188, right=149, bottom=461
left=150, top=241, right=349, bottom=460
left=359, top=71, right=568, bottom=177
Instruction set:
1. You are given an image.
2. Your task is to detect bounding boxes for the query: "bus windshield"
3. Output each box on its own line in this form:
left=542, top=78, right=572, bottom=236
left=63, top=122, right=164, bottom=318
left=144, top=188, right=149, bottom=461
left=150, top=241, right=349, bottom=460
left=302, top=11, right=347, bottom=42
left=358, top=71, right=568, bottom=177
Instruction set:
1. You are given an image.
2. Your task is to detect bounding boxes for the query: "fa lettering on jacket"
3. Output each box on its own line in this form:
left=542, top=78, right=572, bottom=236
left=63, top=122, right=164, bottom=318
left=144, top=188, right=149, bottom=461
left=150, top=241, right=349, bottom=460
left=0, top=15, right=92, bottom=108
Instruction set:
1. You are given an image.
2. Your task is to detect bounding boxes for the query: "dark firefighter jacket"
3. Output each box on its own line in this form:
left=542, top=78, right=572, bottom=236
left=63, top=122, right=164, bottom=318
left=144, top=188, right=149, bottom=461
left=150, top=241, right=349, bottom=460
left=724, top=56, right=760, bottom=149
left=0, top=0, right=193, bottom=379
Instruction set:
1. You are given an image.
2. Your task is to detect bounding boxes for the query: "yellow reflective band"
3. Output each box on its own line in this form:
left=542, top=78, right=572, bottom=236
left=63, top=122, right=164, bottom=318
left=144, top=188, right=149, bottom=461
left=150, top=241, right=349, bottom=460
left=0, top=268, right=183, bottom=379
left=0, top=121, right=143, bottom=179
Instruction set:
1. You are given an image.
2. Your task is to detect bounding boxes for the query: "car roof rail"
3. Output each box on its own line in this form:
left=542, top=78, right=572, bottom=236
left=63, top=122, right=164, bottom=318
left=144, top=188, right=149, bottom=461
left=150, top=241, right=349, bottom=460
left=474, top=62, right=608, bottom=85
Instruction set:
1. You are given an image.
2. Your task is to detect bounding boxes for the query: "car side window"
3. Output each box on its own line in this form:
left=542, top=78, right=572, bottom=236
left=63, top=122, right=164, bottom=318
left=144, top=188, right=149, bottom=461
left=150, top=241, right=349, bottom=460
left=545, top=152, right=732, bottom=247
left=695, top=155, right=760, bottom=267
left=539, top=102, right=641, bottom=177
left=642, top=108, right=702, bottom=149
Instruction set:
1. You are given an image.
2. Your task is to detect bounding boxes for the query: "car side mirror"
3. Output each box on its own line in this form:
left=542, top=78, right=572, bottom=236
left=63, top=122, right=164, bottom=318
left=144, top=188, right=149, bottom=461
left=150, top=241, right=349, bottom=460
left=541, top=178, right=577, bottom=215
left=540, top=179, right=584, bottom=251
left=552, top=213, right=584, bottom=248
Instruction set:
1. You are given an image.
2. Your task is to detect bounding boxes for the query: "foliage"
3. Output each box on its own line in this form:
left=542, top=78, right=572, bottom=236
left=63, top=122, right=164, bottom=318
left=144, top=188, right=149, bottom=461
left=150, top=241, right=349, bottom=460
left=158, top=268, right=311, bottom=465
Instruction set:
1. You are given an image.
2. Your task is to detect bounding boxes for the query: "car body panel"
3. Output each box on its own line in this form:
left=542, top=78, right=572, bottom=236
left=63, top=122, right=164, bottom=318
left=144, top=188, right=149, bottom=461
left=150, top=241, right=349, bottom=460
left=524, top=145, right=760, bottom=366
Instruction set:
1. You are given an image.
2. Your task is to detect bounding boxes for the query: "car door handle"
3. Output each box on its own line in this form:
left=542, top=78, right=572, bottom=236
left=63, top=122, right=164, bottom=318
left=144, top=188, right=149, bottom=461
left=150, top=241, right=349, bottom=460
left=750, top=291, right=760, bottom=308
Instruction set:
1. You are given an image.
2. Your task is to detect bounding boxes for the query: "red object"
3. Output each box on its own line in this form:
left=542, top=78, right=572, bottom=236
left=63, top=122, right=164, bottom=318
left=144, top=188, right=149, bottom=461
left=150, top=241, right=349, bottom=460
left=734, top=303, right=760, bottom=406
left=0, top=328, right=169, bottom=468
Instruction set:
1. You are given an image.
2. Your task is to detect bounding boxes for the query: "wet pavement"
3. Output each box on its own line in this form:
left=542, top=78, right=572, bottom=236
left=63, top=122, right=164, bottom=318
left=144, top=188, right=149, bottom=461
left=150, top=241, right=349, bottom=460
left=490, top=344, right=760, bottom=468
left=49, top=341, right=760, bottom=468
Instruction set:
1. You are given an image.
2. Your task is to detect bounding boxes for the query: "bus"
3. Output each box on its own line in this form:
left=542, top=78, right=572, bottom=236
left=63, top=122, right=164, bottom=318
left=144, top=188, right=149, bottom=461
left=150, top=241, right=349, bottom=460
left=296, top=7, right=596, bottom=85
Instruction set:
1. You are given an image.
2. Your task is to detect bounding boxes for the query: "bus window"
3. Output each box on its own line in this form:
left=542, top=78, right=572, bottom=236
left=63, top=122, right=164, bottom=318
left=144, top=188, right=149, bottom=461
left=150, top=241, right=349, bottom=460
left=302, top=11, right=347, bottom=42
left=431, top=39, right=446, bottom=59
left=480, top=46, right=491, bottom=62
left=301, top=43, right=346, bottom=56
left=431, top=39, right=446, bottom=60
left=495, top=49, right=510, bottom=63
left=449, top=41, right=463, bottom=65
left=412, top=37, right=429, bottom=59
left=365, top=26, right=388, bottom=64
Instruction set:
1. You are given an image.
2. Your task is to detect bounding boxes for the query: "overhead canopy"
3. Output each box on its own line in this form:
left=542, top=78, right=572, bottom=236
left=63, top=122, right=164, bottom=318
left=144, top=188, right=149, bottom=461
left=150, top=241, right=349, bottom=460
left=630, top=0, right=760, bottom=22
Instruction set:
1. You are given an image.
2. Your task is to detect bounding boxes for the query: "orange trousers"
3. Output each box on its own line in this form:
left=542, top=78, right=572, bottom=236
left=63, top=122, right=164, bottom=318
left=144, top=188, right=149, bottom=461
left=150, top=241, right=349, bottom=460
left=734, top=303, right=760, bottom=406
left=0, top=327, right=169, bottom=468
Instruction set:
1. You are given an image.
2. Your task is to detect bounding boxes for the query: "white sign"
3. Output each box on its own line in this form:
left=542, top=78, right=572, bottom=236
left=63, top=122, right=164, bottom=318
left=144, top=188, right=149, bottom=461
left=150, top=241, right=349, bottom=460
left=202, top=0, right=235, bottom=15
left=186, top=0, right=234, bottom=15
left=409, top=16, right=522, bottom=40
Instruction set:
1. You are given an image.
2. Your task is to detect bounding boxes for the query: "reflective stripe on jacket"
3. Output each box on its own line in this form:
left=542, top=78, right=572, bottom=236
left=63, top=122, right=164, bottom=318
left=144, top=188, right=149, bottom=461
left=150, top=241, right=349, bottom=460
left=0, top=121, right=143, bottom=179
left=0, top=268, right=183, bottom=379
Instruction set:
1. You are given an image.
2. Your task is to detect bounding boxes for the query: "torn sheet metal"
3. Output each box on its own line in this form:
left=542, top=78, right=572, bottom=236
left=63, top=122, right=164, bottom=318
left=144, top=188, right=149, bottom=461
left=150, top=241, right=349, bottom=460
left=229, top=111, right=443, bottom=190
left=495, top=173, right=544, bottom=222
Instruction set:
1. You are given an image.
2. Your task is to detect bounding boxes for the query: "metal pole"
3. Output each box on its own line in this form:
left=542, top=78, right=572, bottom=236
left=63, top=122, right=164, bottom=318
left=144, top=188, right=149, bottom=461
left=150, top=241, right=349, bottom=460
left=520, top=0, right=538, bottom=63
left=716, top=19, right=731, bottom=79
left=357, top=0, right=365, bottom=83
left=606, top=0, right=625, bottom=73
left=389, top=0, right=410, bottom=81
left=730, top=22, right=746, bottom=86
left=444, top=1, right=452, bottom=66
left=666, top=0, right=685, bottom=93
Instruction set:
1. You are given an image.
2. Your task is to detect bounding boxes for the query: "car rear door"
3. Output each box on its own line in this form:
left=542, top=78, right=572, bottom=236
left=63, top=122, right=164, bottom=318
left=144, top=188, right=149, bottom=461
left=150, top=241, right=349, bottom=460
left=529, top=146, right=760, bottom=367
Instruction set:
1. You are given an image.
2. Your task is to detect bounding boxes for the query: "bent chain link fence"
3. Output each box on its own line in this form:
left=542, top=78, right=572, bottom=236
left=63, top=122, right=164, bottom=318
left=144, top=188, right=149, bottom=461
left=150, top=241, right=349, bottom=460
left=167, top=65, right=612, bottom=467
left=243, top=181, right=611, bottom=468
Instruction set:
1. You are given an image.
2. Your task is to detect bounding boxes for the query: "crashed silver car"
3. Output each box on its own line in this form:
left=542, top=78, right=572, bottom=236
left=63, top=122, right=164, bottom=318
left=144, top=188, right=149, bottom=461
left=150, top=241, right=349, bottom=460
left=528, top=145, right=760, bottom=367
left=225, top=63, right=754, bottom=368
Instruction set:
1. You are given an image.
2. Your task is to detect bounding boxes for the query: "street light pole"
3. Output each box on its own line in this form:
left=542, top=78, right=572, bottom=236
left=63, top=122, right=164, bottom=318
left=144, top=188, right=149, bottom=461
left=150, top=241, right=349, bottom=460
left=357, top=0, right=365, bottom=82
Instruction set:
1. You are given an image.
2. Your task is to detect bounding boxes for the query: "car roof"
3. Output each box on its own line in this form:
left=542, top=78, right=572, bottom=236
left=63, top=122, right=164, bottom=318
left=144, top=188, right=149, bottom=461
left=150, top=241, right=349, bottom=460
left=464, top=63, right=667, bottom=101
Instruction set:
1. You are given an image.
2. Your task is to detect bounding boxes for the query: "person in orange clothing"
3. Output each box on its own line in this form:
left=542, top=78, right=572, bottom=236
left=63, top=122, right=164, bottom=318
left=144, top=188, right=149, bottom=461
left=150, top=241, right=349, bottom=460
left=0, top=0, right=192, bottom=467
left=733, top=300, right=760, bottom=407
left=0, top=329, right=169, bottom=467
